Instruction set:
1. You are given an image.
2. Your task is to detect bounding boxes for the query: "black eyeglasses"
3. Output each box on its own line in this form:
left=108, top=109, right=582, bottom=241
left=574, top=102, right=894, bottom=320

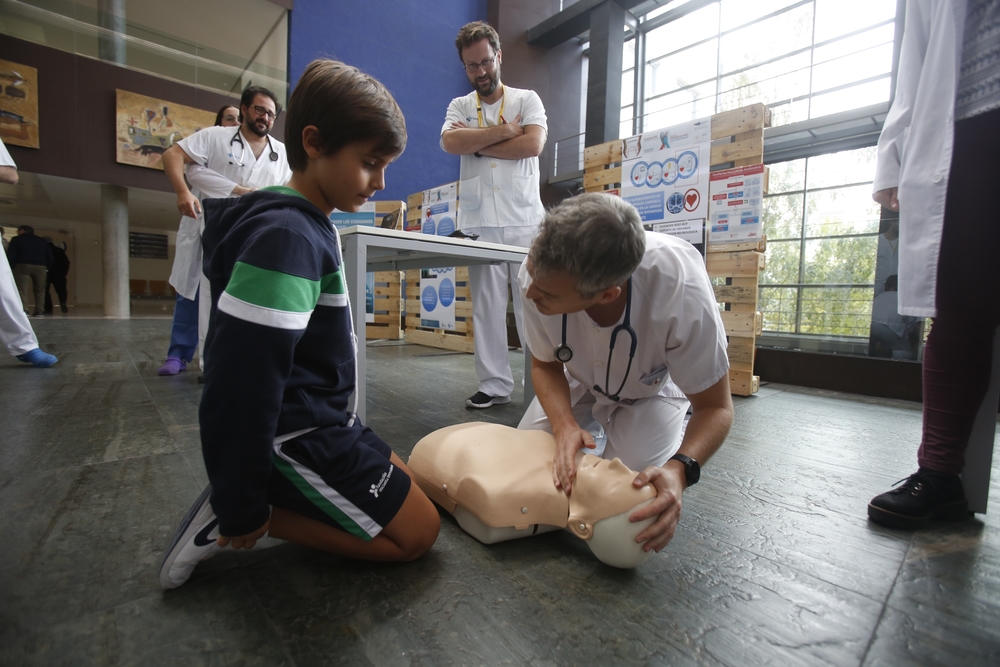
left=463, top=54, right=498, bottom=73
left=252, top=105, right=278, bottom=121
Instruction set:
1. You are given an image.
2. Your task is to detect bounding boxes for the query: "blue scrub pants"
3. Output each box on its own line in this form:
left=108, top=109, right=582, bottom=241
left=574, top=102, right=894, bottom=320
left=167, top=290, right=199, bottom=363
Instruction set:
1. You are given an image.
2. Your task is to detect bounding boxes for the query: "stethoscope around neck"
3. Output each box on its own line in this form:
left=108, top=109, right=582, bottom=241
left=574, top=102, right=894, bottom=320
left=553, top=277, right=637, bottom=402
left=229, top=127, right=279, bottom=166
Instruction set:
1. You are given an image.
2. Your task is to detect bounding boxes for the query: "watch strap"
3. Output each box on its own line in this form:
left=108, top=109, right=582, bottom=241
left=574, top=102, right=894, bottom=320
left=669, top=453, right=700, bottom=487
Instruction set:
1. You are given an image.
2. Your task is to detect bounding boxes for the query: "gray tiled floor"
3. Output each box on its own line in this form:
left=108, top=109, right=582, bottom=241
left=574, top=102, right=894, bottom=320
left=2, top=319, right=998, bottom=666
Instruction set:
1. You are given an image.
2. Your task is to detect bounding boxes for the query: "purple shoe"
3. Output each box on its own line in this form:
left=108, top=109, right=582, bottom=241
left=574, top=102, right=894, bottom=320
left=158, top=357, right=187, bottom=376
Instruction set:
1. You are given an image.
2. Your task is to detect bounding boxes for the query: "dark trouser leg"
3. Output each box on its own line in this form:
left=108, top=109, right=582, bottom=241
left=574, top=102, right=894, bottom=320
left=918, top=107, right=1000, bottom=475
left=167, top=291, right=199, bottom=363
left=44, top=276, right=54, bottom=313
left=52, top=275, right=67, bottom=309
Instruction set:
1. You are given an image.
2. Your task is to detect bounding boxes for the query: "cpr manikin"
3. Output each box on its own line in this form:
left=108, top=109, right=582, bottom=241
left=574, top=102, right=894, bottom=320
left=408, top=422, right=657, bottom=568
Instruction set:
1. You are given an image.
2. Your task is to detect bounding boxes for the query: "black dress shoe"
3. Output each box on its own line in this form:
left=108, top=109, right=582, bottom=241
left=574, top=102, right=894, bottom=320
left=868, top=468, right=969, bottom=529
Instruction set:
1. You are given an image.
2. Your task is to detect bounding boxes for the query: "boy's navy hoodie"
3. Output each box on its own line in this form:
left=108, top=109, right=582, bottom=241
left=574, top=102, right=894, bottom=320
left=200, top=189, right=356, bottom=536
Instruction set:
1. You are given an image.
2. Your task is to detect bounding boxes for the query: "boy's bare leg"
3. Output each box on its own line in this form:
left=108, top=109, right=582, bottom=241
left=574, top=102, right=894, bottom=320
left=267, top=452, right=440, bottom=562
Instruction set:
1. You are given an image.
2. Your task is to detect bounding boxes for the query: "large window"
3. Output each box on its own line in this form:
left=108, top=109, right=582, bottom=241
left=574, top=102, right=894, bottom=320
left=759, top=147, right=881, bottom=345
left=625, top=0, right=897, bottom=134
left=619, top=0, right=902, bottom=356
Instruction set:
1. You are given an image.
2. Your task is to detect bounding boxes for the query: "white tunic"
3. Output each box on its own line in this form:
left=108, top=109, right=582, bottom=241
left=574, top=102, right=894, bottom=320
left=168, top=125, right=292, bottom=299
left=518, top=231, right=730, bottom=427
left=873, top=0, right=967, bottom=317
left=441, top=86, right=547, bottom=230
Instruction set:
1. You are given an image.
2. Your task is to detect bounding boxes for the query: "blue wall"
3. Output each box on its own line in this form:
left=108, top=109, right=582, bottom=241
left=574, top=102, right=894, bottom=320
left=288, top=0, right=488, bottom=204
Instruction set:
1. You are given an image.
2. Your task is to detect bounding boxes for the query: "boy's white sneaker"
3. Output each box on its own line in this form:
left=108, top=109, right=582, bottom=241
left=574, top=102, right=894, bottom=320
left=159, top=485, right=222, bottom=589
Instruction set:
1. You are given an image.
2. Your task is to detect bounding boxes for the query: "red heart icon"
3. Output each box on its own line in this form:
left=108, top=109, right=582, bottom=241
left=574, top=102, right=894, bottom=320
left=686, top=192, right=698, bottom=206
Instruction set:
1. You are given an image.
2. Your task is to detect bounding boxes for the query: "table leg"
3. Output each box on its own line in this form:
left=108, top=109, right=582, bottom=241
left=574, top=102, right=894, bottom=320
left=342, top=236, right=368, bottom=423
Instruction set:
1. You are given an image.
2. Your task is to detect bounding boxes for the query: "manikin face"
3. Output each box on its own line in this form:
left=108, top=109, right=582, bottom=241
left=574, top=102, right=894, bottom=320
left=462, top=38, right=501, bottom=98
left=241, top=94, right=277, bottom=138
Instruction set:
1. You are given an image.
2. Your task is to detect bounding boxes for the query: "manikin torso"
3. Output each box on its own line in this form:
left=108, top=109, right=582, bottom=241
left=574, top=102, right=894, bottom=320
left=408, top=422, right=658, bottom=568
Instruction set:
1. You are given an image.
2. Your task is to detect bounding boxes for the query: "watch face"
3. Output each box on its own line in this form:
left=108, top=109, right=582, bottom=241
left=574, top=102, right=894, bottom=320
left=671, top=453, right=700, bottom=486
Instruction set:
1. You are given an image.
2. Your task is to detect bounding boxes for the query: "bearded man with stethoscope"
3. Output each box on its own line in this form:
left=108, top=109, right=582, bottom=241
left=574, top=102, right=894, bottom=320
left=157, top=86, right=292, bottom=377
left=517, top=194, right=735, bottom=554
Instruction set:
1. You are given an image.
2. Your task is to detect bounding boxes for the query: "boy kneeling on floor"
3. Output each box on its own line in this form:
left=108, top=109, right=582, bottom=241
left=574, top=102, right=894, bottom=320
left=159, top=60, right=440, bottom=589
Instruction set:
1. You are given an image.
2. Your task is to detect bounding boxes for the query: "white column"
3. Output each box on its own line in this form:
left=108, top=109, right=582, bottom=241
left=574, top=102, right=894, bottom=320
left=101, top=184, right=130, bottom=318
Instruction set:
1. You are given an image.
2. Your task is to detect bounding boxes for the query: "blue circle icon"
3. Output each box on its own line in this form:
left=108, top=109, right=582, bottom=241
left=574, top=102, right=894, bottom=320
left=677, top=150, right=698, bottom=179
left=439, top=278, right=455, bottom=307
left=666, top=191, right=685, bottom=214
left=437, top=216, right=456, bottom=237
left=630, top=161, right=648, bottom=187
left=421, top=286, right=438, bottom=311
left=422, top=218, right=436, bottom=235
left=663, top=157, right=679, bottom=186
left=646, top=161, right=663, bottom=188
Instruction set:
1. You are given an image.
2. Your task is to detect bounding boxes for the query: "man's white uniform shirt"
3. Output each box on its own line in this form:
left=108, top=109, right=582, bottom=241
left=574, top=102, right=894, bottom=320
left=518, top=231, right=730, bottom=427
left=169, top=125, right=292, bottom=299
left=440, top=86, right=546, bottom=230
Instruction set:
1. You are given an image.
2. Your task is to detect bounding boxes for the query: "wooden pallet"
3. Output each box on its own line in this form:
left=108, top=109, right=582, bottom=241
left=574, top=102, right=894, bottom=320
left=403, top=184, right=476, bottom=353
left=583, top=103, right=770, bottom=396
left=364, top=201, right=406, bottom=340
left=404, top=266, right=474, bottom=353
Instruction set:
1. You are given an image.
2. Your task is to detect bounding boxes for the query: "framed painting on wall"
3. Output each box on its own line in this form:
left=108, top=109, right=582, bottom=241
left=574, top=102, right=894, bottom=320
left=0, top=59, right=40, bottom=149
left=115, top=90, right=215, bottom=170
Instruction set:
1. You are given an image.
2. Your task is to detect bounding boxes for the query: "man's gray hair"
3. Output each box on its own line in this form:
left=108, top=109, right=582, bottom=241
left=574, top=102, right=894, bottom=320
left=528, top=193, right=646, bottom=298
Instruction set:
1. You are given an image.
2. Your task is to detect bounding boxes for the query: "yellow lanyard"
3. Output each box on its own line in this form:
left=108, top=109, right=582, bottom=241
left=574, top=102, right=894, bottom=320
left=475, top=86, right=506, bottom=127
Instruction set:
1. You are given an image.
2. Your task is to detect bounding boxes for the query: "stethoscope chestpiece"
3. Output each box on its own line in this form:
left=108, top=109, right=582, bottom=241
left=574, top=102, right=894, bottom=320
left=269, top=151, right=278, bottom=162
left=554, top=342, right=573, bottom=363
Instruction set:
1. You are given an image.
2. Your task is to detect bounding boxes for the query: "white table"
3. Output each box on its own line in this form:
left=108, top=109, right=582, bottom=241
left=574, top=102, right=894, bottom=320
left=339, top=226, right=531, bottom=423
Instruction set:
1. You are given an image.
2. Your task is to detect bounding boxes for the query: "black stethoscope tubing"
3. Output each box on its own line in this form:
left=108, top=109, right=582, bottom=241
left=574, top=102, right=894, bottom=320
left=554, top=277, right=637, bottom=402
left=229, top=127, right=279, bottom=165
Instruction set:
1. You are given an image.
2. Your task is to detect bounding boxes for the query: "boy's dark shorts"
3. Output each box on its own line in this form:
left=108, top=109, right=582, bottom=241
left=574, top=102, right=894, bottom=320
left=268, top=422, right=410, bottom=541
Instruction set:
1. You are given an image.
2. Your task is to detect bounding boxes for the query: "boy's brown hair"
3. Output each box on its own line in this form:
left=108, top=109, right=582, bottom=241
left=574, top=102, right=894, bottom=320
left=284, top=59, right=407, bottom=172
left=455, top=21, right=501, bottom=60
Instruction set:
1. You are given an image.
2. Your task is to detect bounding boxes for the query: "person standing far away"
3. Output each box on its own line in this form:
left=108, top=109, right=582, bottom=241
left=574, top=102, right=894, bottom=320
left=7, top=225, right=52, bottom=317
left=440, top=21, right=548, bottom=410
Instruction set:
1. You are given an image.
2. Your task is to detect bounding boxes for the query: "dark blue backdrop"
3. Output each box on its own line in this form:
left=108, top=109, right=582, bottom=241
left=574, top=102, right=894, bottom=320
left=288, top=0, right=488, bottom=204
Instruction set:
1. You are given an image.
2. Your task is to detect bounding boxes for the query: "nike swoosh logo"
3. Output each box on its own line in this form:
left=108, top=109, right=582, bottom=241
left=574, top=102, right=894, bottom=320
left=193, top=518, right=219, bottom=547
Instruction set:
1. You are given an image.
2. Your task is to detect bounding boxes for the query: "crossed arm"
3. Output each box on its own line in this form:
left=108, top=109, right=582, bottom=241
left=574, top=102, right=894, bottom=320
left=441, top=115, right=546, bottom=161
left=532, top=356, right=733, bottom=552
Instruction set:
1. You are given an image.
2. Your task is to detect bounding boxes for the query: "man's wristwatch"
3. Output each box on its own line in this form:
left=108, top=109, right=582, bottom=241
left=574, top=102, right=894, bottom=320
left=669, top=453, right=700, bottom=488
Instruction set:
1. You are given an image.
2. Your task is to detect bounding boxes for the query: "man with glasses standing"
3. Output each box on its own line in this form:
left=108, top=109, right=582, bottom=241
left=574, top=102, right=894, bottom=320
left=441, top=21, right=547, bottom=409
left=157, top=86, right=291, bottom=377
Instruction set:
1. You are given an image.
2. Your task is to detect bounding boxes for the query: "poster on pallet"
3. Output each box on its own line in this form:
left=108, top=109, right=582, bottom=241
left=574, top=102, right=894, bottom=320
left=331, top=202, right=377, bottom=322
left=708, top=164, right=764, bottom=244
left=620, top=117, right=712, bottom=253
left=419, top=184, right=458, bottom=330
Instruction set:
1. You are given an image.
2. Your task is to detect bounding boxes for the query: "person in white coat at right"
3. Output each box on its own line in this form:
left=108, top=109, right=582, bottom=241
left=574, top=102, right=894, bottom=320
left=867, top=0, right=999, bottom=529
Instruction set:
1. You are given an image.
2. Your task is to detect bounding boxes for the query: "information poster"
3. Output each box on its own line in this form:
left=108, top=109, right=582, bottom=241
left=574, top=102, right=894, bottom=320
left=330, top=203, right=377, bottom=322
left=651, top=219, right=707, bottom=256
left=620, top=117, right=712, bottom=235
left=419, top=184, right=458, bottom=330
left=708, top=164, right=764, bottom=244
